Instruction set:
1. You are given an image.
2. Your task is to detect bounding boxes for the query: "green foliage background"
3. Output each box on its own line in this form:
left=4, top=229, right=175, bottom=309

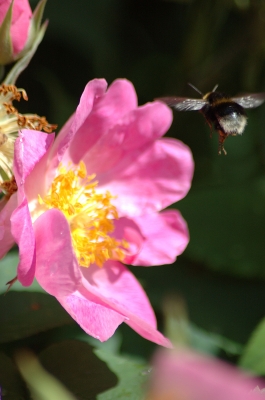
left=2, top=0, right=265, bottom=398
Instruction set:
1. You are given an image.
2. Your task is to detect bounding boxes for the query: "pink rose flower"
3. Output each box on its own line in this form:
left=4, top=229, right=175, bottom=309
left=0, top=0, right=47, bottom=65
left=2, top=78, right=194, bottom=345
left=146, top=350, right=265, bottom=400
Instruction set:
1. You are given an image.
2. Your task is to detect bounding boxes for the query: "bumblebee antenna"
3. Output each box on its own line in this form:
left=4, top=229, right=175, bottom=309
left=212, top=84, right=219, bottom=92
left=188, top=83, right=203, bottom=96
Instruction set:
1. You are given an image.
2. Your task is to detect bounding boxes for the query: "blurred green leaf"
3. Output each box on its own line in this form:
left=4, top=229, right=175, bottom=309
left=39, top=340, right=117, bottom=400
left=95, top=348, right=148, bottom=400
left=188, top=323, right=243, bottom=356
left=162, top=294, right=242, bottom=355
left=0, top=291, right=72, bottom=343
left=239, top=317, right=265, bottom=375
left=0, top=352, right=28, bottom=400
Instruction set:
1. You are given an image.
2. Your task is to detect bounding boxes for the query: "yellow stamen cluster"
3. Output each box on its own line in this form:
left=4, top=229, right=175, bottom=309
left=0, top=84, right=57, bottom=189
left=39, top=162, right=128, bottom=268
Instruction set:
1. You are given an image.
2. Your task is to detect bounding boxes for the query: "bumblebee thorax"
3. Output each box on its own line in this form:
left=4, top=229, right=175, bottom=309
left=203, top=91, right=230, bottom=105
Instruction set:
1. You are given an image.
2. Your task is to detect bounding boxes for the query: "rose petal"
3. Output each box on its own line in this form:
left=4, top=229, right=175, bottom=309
left=49, top=79, right=108, bottom=171
left=149, top=350, right=265, bottom=400
left=98, top=138, right=194, bottom=217
left=81, top=261, right=156, bottom=325
left=47, top=114, right=75, bottom=174
left=0, top=193, right=17, bottom=258
left=4, top=130, right=54, bottom=286
left=80, top=261, right=171, bottom=346
left=131, top=210, right=189, bottom=266
left=112, top=217, right=144, bottom=260
left=58, top=292, right=126, bottom=342
left=11, top=197, right=35, bottom=286
left=113, top=101, right=173, bottom=151
left=68, top=79, right=138, bottom=164
left=34, top=209, right=82, bottom=297
left=80, top=101, right=173, bottom=175
left=14, top=130, right=54, bottom=201
left=126, top=316, right=172, bottom=348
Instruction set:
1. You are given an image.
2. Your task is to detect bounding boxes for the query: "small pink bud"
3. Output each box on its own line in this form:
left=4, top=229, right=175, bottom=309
left=0, top=0, right=47, bottom=65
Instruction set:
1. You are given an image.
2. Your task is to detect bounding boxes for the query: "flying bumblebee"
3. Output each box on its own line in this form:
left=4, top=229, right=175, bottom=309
left=157, top=84, right=265, bottom=155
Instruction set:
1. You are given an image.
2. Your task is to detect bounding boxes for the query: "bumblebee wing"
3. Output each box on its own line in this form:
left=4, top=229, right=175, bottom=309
left=232, top=93, right=265, bottom=108
left=156, top=97, right=207, bottom=111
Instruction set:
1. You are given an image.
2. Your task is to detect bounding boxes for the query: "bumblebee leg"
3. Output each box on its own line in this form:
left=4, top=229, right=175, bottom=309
left=218, top=131, right=227, bottom=155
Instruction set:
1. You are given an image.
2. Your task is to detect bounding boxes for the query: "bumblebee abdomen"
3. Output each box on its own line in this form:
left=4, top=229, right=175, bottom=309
left=215, top=102, right=247, bottom=135
left=215, top=101, right=245, bottom=117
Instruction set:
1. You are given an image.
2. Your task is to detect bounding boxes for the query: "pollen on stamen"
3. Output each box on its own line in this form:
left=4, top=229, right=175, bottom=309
left=39, top=162, right=129, bottom=268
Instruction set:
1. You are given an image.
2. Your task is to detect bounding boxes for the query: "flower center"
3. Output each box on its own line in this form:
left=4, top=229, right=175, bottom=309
left=0, top=84, right=57, bottom=186
left=39, top=162, right=128, bottom=268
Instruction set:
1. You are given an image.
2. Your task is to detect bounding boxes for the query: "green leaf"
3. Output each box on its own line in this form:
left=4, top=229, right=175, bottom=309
left=239, top=317, right=265, bottom=375
left=162, top=295, right=242, bottom=356
left=0, top=291, right=72, bottom=343
left=95, top=349, right=149, bottom=400
left=0, top=351, right=28, bottom=400
left=39, top=340, right=118, bottom=400
left=188, top=323, right=242, bottom=356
